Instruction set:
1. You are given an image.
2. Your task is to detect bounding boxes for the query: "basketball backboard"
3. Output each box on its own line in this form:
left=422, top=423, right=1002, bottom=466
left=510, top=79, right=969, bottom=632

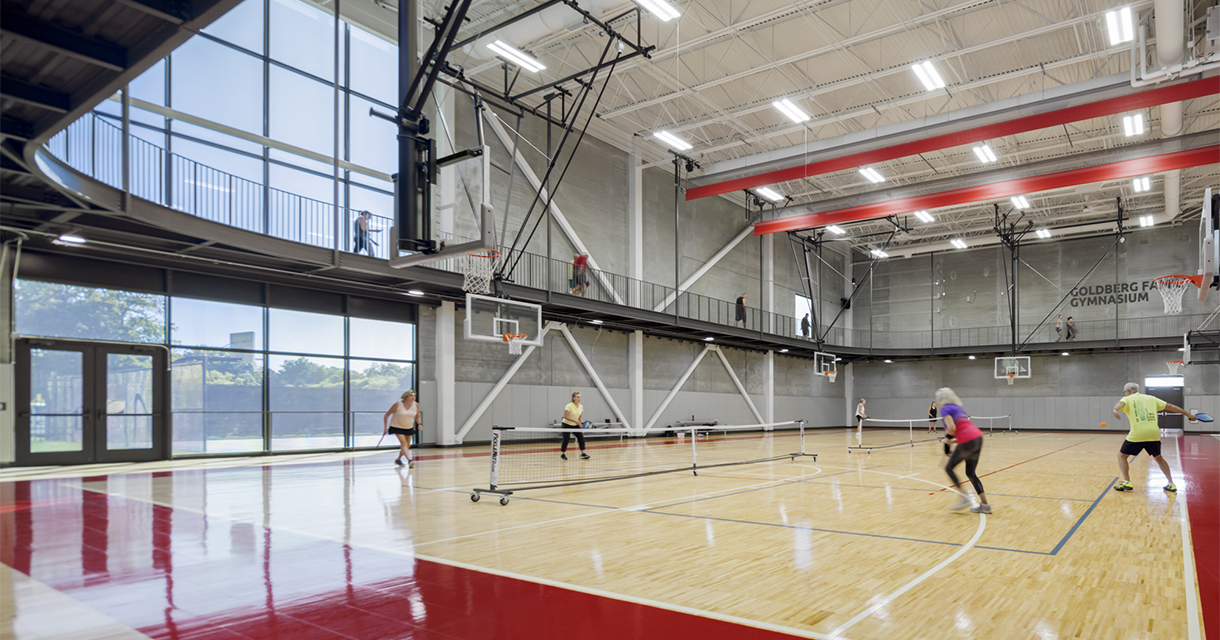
left=1199, top=187, right=1218, bottom=302
left=993, top=356, right=1031, bottom=379
left=814, top=352, right=837, bottom=381
left=389, top=143, right=496, bottom=269
left=464, top=293, right=543, bottom=347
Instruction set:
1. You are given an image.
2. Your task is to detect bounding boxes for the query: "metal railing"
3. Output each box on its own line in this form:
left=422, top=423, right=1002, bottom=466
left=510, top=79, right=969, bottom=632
left=41, top=111, right=1205, bottom=353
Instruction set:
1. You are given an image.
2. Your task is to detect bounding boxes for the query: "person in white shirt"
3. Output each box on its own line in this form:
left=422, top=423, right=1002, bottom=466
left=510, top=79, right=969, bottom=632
left=383, top=390, right=422, bottom=468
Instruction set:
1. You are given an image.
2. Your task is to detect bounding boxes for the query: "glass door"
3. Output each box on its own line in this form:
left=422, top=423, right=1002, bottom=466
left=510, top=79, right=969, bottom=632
left=16, top=340, right=166, bottom=465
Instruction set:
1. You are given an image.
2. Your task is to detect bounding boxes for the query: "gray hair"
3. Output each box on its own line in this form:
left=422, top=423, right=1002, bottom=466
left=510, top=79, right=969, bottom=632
left=1124, top=382, right=1139, bottom=393
left=935, top=387, right=963, bottom=407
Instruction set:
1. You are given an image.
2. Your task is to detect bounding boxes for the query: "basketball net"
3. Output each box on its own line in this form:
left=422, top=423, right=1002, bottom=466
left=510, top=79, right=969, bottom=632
left=1167, top=360, right=1184, bottom=375
left=1153, top=274, right=1201, bottom=315
left=503, top=332, right=527, bottom=355
left=1006, top=373, right=1015, bottom=386
left=826, top=371, right=837, bottom=383
left=462, top=249, right=500, bottom=295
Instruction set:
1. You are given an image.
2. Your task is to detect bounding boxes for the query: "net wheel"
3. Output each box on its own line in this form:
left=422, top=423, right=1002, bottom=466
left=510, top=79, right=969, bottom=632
left=470, top=493, right=480, bottom=502
left=499, top=497, right=510, bottom=506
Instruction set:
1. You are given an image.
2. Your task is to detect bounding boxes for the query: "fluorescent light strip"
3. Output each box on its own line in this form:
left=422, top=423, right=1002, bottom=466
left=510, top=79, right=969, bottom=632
left=1106, top=7, right=1134, bottom=46
left=859, top=167, right=884, bottom=183
left=56, top=234, right=87, bottom=244
left=486, top=40, right=545, bottom=72
left=871, top=248, right=889, bottom=258
left=1123, top=113, right=1144, bottom=136
left=755, top=187, right=783, bottom=201
left=911, top=60, right=945, bottom=91
left=826, top=225, right=845, bottom=235
left=1011, top=195, right=1030, bottom=209
left=913, top=210, right=934, bottom=223
left=1035, top=229, right=1052, bottom=239
left=1140, top=215, right=1154, bottom=227
left=772, top=98, right=810, bottom=123
left=653, top=130, right=692, bottom=150
left=1133, top=176, right=1151, bottom=192
left=635, top=0, right=680, bottom=22
left=950, top=238, right=968, bottom=250
left=972, top=144, right=997, bottom=163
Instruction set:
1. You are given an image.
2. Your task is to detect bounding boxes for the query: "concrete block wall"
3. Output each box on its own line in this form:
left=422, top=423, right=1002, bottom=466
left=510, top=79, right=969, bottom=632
left=852, top=350, right=1218, bottom=432
left=418, top=306, right=844, bottom=444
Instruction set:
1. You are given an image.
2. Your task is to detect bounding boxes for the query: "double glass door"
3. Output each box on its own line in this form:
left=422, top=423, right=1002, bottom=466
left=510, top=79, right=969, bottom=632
left=16, top=340, right=166, bottom=465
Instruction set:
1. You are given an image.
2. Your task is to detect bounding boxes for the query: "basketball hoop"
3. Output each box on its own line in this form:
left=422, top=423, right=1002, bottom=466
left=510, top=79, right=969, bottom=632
left=462, top=249, right=500, bottom=295
left=1167, top=360, right=1185, bottom=375
left=1153, top=274, right=1202, bottom=315
left=826, top=371, right=837, bottom=383
left=1006, top=373, right=1015, bottom=386
left=502, top=332, right=528, bottom=355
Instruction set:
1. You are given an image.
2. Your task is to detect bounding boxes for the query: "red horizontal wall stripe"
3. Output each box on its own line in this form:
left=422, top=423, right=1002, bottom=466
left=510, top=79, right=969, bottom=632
left=688, top=76, right=1220, bottom=201
left=753, top=145, right=1220, bottom=235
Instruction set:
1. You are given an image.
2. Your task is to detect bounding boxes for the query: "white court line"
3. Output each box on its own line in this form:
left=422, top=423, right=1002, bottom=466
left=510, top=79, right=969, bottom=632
left=1174, top=437, right=1203, bottom=640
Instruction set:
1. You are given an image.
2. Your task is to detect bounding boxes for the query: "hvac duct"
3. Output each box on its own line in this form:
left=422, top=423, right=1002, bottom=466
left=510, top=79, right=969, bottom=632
left=1154, top=0, right=1186, bottom=135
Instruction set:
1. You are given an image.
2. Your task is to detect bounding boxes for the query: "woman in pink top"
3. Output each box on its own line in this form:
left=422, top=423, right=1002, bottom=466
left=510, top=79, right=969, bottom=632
left=383, top=390, right=422, bottom=468
left=936, top=387, right=992, bottom=514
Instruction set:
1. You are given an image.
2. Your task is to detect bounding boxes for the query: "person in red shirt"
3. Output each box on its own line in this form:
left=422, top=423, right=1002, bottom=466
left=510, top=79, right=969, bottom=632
left=937, top=387, right=992, bottom=514
left=571, top=252, right=589, bottom=295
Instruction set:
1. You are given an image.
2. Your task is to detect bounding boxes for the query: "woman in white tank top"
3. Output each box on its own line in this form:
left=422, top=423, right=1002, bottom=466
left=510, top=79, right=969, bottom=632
left=383, top=390, right=422, bottom=468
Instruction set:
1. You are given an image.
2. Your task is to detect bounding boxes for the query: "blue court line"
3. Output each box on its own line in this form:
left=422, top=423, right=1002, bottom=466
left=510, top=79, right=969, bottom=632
left=1048, top=477, right=1117, bottom=555
left=641, top=466, right=882, bottom=512
left=799, top=480, right=1095, bottom=502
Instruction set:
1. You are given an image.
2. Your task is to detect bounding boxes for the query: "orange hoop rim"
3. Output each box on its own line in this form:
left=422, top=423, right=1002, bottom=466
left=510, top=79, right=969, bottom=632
left=1153, top=274, right=1203, bottom=288
left=1167, top=360, right=1185, bottom=365
left=501, top=332, right=527, bottom=342
left=1006, top=373, right=1015, bottom=378
left=468, top=248, right=502, bottom=259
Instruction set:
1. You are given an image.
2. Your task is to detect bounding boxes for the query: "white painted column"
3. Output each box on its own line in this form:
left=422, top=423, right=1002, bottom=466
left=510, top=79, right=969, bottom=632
left=843, top=362, right=855, bottom=427
left=762, top=233, right=774, bottom=334
left=763, top=351, right=775, bottom=427
left=435, top=301, right=457, bottom=445
left=629, top=330, right=644, bottom=434
left=628, top=152, right=643, bottom=308
left=843, top=268, right=854, bottom=347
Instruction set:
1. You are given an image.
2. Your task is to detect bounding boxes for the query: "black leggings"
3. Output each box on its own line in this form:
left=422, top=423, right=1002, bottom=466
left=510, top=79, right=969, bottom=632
left=945, top=437, right=985, bottom=494
left=560, top=429, right=586, bottom=452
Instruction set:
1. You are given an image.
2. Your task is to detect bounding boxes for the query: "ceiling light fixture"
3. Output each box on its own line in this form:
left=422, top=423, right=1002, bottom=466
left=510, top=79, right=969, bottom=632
left=486, top=40, right=546, bottom=72
left=1035, top=229, right=1052, bottom=239
left=780, top=348, right=789, bottom=353
left=1122, top=113, right=1144, bottom=136
left=1133, top=176, right=1151, bottom=192
left=826, top=225, right=846, bottom=235
left=755, top=186, right=784, bottom=201
left=653, top=130, right=692, bottom=151
left=1061, top=351, right=1070, bottom=356
left=871, top=248, right=889, bottom=258
left=950, top=238, right=968, bottom=250
left=1011, top=195, right=1030, bottom=209
left=1139, top=215, right=1154, bottom=227
left=772, top=98, right=810, bottom=123
left=884, top=359, right=893, bottom=363
left=704, top=336, right=715, bottom=341
left=911, top=60, right=946, bottom=91
left=591, top=319, right=604, bottom=324
left=859, top=167, right=885, bottom=183
left=968, top=355, right=976, bottom=360
left=635, top=0, right=680, bottom=21
left=913, top=210, right=934, bottom=223
left=1105, top=7, right=1134, bottom=46
left=55, top=234, right=87, bottom=244
left=405, top=289, right=425, bottom=296
left=972, top=144, right=997, bottom=163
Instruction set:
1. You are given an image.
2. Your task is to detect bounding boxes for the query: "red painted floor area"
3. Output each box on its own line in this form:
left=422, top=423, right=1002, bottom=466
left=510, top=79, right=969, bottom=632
left=0, top=478, right=802, bottom=640
left=1181, top=435, right=1220, bottom=640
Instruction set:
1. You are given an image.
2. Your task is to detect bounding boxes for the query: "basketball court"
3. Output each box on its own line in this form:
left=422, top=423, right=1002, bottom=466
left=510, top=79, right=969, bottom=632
left=1, top=0, right=1219, bottom=638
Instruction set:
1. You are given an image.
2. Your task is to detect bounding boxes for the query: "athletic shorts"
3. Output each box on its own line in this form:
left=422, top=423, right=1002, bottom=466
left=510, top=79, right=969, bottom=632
left=1120, top=439, right=1161, bottom=457
left=388, top=427, right=416, bottom=436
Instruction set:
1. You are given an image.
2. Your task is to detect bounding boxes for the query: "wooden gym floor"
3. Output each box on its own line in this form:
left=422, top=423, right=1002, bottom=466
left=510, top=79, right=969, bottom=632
left=2, top=428, right=1217, bottom=640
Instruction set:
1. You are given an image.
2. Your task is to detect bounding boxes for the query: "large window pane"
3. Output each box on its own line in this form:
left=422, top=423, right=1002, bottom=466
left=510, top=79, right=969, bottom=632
left=172, top=121, right=263, bottom=156
left=172, top=298, right=265, bottom=350
left=349, top=95, right=395, bottom=175
left=349, top=27, right=395, bottom=105
left=170, top=136, right=264, bottom=184
left=350, top=360, right=413, bottom=447
left=270, top=0, right=338, bottom=80
left=349, top=318, right=413, bottom=360
left=271, top=413, right=343, bottom=451
left=202, top=0, right=265, bottom=53
left=172, top=349, right=264, bottom=413
left=268, top=355, right=344, bottom=411
left=29, top=349, right=84, bottom=453
left=174, top=413, right=264, bottom=454
left=16, top=280, right=166, bottom=344
left=130, top=59, right=167, bottom=128
left=172, top=36, right=264, bottom=136
left=268, top=308, right=344, bottom=355
left=106, top=354, right=154, bottom=450
left=270, top=66, right=342, bottom=157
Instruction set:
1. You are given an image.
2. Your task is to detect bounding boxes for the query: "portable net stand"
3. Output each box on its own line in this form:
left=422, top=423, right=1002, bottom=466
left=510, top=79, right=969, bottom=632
left=471, top=420, right=813, bottom=505
left=1153, top=274, right=1202, bottom=315
left=849, top=415, right=1013, bottom=453
left=461, top=248, right=500, bottom=295
left=502, top=332, right=527, bottom=355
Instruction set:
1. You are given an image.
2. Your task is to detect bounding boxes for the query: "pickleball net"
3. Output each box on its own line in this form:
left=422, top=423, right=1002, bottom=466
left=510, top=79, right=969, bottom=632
left=472, top=420, right=812, bottom=504
left=849, top=415, right=1013, bottom=453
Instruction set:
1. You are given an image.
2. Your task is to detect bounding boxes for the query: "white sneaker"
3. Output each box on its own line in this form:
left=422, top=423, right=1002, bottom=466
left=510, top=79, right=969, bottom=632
left=949, top=493, right=972, bottom=510
left=970, top=503, right=992, bottom=514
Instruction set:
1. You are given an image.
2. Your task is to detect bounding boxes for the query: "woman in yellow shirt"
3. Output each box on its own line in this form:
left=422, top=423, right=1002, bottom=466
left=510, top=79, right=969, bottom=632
left=560, top=391, right=590, bottom=460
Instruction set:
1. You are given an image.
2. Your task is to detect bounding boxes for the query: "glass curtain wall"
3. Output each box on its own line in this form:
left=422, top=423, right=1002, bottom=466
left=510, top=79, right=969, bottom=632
left=15, top=280, right=416, bottom=455
left=93, top=0, right=398, bottom=248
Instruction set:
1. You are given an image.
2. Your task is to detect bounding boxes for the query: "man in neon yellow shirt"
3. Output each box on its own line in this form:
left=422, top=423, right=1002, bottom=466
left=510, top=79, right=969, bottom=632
left=1112, top=382, right=1196, bottom=492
